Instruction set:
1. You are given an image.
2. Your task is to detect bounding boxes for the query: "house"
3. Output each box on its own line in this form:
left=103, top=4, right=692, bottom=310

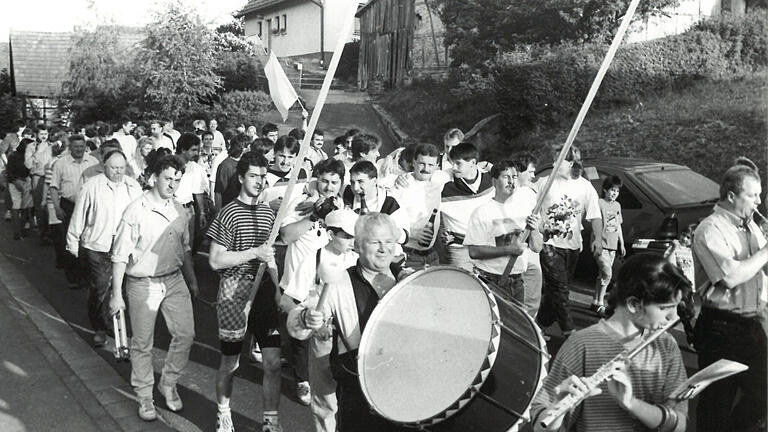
left=236, top=0, right=362, bottom=66
left=6, top=28, right=143, bottom=124
left=356, top=0, right=748, bottom=91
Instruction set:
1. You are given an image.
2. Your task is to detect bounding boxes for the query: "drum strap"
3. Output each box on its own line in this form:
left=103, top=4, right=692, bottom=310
left=332, top=314, right=360, bottom=377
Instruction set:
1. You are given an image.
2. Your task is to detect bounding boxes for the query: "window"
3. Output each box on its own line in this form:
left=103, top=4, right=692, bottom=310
left=258, top=21, right=263, bottom=38
left=275, top=16, right=280, bottom=33
left=282, top=14, right=287, bottom=33
left=636, top=169, right=718, bottom=206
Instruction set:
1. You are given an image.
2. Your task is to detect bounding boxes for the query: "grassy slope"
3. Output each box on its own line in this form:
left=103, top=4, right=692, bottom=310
left=513, top=72, right=767, bottom=183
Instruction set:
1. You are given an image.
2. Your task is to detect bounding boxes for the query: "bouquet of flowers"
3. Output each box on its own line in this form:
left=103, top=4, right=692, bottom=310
left=542, top=197, right=577, bottom=241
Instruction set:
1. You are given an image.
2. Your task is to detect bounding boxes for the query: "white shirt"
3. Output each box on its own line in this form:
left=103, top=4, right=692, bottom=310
left=465, top=199, right=528, bottom=275
left=393, top=173, right=443, bottom=250
left=154, top=135, right=175, bottom=151
left=279, top=193, right=334, bottom=290
left=212, top=130, right=226, bottom=149
left=209, top=149, right=229, bottom=197
left=539, top=175, right=601, bottom=250
left=284, top=246, right=358, bottom=303
left=66, top=174, right=142, bottom=255
left=175, top=160, right=209, bottom=205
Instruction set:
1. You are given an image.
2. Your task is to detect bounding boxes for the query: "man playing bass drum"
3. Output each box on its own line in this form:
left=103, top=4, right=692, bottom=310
left=531, top=254, right=690, bottom=432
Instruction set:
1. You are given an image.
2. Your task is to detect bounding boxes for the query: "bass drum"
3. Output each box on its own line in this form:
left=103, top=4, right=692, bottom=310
left=357, top=266, right=548, bottom=431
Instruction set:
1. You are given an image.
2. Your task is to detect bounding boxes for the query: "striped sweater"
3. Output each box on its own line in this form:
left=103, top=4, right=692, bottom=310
left=530, top=320, right=688, bottom=432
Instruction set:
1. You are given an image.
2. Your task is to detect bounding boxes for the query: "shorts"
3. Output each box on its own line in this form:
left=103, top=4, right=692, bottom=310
left=217, top=274, right=281, bottom=355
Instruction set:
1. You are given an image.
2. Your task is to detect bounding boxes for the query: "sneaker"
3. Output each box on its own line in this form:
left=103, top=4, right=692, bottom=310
left=93, top=330, right=107, bottom=347
left=248, top=339, right=262, bottom=364
left=137, top=398, right=157, bottom=421
left=262, top=417, right=283, bottom=432
left=158, top=383, right=183, bottom=412
left=296, top=381, right=311, bottom=406
left=216, top=410, right=235, bottom=432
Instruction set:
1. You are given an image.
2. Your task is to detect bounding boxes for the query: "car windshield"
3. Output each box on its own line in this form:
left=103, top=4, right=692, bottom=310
left=636, top=169, right=718, bottom=206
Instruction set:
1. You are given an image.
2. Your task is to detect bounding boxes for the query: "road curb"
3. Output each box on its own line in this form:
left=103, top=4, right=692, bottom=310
left=0, top=254, right=173, bottom=432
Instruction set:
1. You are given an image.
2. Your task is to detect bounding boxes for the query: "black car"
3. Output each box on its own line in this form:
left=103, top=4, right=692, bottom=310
left=537, top=157, right=719, bottom=281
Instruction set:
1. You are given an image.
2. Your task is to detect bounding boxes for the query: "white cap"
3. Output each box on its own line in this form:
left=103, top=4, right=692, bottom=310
left=325, top=209, right=358, bottom=236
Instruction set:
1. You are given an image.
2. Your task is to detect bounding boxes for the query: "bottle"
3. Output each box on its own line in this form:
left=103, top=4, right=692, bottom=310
left=418, top=209, right=438, bottom=248
left=359, top=191, right=369, bottom=215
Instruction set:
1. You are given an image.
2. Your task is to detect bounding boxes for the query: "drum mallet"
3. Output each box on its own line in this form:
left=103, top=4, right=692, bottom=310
left=112, top=309, right=130, bottom=362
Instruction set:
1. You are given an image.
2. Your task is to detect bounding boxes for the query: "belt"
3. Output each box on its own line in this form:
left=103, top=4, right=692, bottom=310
left=126, top=269, right=181, bottom=280
left=181, top=202, right=194, bottom=208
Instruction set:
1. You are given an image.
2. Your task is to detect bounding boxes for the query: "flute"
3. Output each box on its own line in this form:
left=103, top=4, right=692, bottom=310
left=538, top=319, right=680, bottom=429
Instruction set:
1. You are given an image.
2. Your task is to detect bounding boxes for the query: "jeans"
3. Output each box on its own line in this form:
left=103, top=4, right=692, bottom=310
left=309, top=337, right=337, bottom=432
left=56, top=198, right=86, bottom=284
left=521, top=254, right=542, bottom=318
left=126, top=271, right=194, bottom=398
left=447, top=245, right=473, bottom=272
left=476, top=269, right=524, bottom=305
left=695, top=308, right=767, bottom=431
left=83, top=249, right=112, bottom=332
left=537, top=244, right=579, bottom=332
left=594, top=249, right=616, bottom=304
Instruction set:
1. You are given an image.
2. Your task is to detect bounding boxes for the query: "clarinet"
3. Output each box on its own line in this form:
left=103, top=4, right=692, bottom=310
left=752, top=210, right=768, bottom=239
left=539, top=319, right=680, bottom=429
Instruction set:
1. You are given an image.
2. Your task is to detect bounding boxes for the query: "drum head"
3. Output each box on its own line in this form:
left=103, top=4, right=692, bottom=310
left=358, top=266, right=500, bottom=425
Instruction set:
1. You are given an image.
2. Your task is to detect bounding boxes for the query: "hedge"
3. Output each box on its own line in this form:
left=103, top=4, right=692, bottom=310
left=493, top=11, right=768, bottom=134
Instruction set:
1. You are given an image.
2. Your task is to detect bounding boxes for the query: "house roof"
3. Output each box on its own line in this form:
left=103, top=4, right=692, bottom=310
left=235, top=0, right=294, bottom=18
left=10, top=30, right=73, bottom=98
left=9, top=27, right=144, bottom=99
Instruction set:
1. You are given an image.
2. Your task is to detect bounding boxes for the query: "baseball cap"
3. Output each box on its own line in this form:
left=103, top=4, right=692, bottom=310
left=325, top=209, right=357, bottom=237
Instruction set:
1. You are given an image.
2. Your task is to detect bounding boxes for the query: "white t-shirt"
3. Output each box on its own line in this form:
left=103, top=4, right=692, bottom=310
left=154, top=135, right=175, bottom=151
left=465, top=199, right=528, bottom=275
left=175, top=161, right=208, bottom=205
left=284, top=246, right=358, bottom=302
left=212, top=130, right=226, bottom=150
left=507, top=186, right=540, bottom=268
left=115, top=134, right=137, bottom=161
left=209, top=149, right=229, bottom=196
left=279, top=193, right=333, bottom=290
left=539, top=175, right=601, bottom=250
left=393, top=173, right=443, bottom=250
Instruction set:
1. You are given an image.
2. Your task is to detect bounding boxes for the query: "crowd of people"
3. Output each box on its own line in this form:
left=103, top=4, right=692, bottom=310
left=0, top=116, right=765, bottom=432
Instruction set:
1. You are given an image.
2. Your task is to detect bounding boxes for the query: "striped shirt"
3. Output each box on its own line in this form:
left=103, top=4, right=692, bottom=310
left=440, top=170, right=494, bottom=241
left=530, top=320, right=688, bottom=432
left=206, top=199, right=275, bottom=279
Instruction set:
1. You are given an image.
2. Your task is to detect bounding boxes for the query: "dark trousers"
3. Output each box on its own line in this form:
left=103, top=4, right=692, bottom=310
left=31, top=175, right=47, bottom=235
left=477, top=270, right=524, bottom=304
left=83, top=249, right=112, bottom=332
left=537, top=244, right=579, bottom=332
left=291, top=336, right=309, bottom=383
left=54, top=198, right=85, bottom=285
left=335, top=373, right=409, bottom=432
left=695, top=308, right=767, bottom=432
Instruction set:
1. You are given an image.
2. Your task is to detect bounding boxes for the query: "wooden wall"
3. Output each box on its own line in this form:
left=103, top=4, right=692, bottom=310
left=357, top=0, right=415, bottom=90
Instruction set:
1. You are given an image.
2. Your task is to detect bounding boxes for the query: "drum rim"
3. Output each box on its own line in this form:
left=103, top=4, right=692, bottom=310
left=357, top=265, right=503, bottom=426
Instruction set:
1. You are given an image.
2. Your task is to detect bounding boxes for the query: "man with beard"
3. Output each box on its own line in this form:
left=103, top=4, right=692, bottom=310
left=175, top=133, right=209, bottom=252
left=465, top=160, right=542, bottom=305
left=109, top=155, right=198, bottom=422
left=67, top=149, right=142, bottom=346
left=393, top=143, right=446, bottom=269
left=208, top=151, right=282, bottom=432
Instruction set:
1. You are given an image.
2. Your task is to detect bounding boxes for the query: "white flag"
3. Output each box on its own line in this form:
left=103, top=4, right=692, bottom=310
left=264, top=51, right=299, bottom=122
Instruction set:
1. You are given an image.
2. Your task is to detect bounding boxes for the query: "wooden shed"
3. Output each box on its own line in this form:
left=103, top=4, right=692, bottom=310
left=356, top=0, right=415, bottom=91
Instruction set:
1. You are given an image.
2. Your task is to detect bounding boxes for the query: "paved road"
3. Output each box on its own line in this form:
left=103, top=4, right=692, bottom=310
left=0, top=216, right=699, bottom=431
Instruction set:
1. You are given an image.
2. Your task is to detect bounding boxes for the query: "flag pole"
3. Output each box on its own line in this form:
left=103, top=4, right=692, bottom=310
left=245, top=1, right=359, bottom=312
left=499, top=0, right=642, bottom=283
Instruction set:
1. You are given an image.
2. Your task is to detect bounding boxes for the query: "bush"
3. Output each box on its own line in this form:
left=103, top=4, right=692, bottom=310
left=215, top=51, right=264, bottom=92
left=493, top=11, right=768, bottom=135
left=211, top=90, right=272, bottom=129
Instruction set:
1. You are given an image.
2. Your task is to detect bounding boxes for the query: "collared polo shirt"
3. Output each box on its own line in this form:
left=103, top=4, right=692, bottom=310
left=50, top=154, right=99, bottom=201
left=111, top=192, right=190, bottom=278
left=66, top=174, right=142, bottom=254
left=693, top=203, right=768, bottom=316
left=175, top=160, right=208, bottom=205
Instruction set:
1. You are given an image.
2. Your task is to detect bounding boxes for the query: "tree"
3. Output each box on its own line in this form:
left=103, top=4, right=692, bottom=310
left=214, top=17, right=255, bottom=53
left=133, top=1, right=221, bottom=119
left=0, top=69, right=23, bottom=133
left=215, top=51, right=264, bottom=92
left=62, top=25, right=140, bottom=124
left=436, top=0, right=678, bottom=68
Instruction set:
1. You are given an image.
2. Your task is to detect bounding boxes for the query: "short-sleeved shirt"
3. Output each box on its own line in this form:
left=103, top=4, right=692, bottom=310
left=599, top=198, right=623, bottom=250
left=693, top=204, right=768, bottom=316
left=465, top=199, right=527, bottom=275
left=111, top=192, right=191, bottom=277
left=50, top=154, right=100, bottom=201
left=30, top=141, right=52, bottom=176
left=284, top=246, right=359, bottom=303
left=215, top=157, right=240, bottom=207
left=175, top=160, right=209, bottom=205
left=279, top=193, right=335, bottom=289
left=530, top=320, right=688, bottom=432
left=539, top=175, right=601, bottom=251
left=393, top=173, right=444, bottom=251
left=207, top=199, right=275, bottom=279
